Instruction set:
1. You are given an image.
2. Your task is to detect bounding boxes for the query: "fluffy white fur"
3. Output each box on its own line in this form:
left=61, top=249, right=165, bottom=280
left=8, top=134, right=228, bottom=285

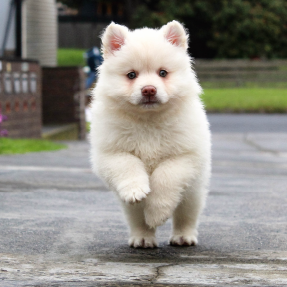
left=90, top=21, right=211, bottom=248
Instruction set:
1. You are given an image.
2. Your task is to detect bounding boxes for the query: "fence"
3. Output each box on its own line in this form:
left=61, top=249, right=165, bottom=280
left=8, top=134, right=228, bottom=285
left=194, top=59, right=287, bottom=88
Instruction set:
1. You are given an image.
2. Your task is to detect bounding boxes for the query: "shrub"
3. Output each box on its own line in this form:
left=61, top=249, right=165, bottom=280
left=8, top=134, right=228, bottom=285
left=131, top=0, right=287, bottom=59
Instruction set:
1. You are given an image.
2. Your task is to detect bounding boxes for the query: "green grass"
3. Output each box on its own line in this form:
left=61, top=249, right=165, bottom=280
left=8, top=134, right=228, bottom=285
left=201, top=82, right=287, bottom=89
left=86, top=122, right=91, bottom=132
left=57, top=48, right=86, bottom=66
left=201, top=88, right=287, bottom=113
left=0, top=138, right=67, bottom=155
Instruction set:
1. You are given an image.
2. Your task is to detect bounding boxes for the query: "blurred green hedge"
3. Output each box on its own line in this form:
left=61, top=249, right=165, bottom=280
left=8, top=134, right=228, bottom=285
left=131, top=0, right=287, bottom=59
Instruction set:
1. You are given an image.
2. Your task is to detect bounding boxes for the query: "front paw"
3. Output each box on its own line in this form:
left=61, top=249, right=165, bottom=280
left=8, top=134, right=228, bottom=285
left=118, top=184, right=150, bottom=204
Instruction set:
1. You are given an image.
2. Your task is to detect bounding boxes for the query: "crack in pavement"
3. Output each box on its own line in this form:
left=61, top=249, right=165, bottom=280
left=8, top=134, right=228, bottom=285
left=149, top=263, right=175, bottom=284
left=243, top=134, right=279, bottom=155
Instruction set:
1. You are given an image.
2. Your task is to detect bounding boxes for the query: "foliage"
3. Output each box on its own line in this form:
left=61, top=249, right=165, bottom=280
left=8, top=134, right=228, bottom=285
left=57, top=48, right=86, bottom=66
left=201, top=88, right=287, bottom=112
left=131, top=0, right=287, bottom=59
left=131, top=0, right=216, bottom=58
left=0, top=138, right=66, bottom=155
left=210, top=0, right=287, bottom=58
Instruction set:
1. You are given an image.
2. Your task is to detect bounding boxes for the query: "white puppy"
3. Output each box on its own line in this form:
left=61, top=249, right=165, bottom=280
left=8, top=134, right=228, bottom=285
left=90, top=21, right=211, bottom=248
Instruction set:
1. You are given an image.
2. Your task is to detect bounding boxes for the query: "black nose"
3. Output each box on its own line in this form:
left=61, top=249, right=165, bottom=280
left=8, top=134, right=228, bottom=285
left=141, top=85, right=157, bottom=97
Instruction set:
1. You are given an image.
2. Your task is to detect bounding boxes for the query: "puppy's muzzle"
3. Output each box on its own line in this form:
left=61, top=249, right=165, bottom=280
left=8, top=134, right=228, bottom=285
left=141, top=85, right=158, bottom=104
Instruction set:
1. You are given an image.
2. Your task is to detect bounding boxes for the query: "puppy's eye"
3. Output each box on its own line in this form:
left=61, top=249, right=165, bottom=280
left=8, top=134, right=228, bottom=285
left=127, top=71, right=136, bottom=79
left=159, top=70, right=168, bottom=77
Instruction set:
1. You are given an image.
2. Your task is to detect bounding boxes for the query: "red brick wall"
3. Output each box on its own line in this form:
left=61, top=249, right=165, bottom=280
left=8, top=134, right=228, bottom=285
left=42, top=67, right=86, bottom=140
left=0, top=59, right=42, bottom=138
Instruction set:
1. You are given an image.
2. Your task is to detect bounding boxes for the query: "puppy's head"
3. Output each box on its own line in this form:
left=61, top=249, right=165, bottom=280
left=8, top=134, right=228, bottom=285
left=97, top=21, right=201, bottom=113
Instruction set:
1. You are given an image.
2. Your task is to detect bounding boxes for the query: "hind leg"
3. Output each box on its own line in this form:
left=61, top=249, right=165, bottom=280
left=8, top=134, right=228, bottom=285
left=170, top=186, right=207, bottom=246
left=122, top=202, right=157, bottom=248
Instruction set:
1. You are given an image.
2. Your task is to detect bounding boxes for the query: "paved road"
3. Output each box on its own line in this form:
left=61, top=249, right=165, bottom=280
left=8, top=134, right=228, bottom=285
left=208, top=114, right=287, bottom=133
left=0, top=114, right=287, bottom=286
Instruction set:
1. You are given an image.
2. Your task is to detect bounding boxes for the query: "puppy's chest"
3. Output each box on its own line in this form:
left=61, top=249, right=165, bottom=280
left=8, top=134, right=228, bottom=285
left=113, top=124, right=187, bottom=172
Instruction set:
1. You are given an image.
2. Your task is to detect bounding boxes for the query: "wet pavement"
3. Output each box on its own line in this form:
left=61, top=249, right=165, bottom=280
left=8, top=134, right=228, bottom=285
left=0, top=114, right=287, bottom=286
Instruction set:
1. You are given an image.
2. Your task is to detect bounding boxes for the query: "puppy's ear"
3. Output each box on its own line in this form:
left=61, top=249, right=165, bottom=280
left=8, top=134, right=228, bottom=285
left=161, top=21, right=188, bottom=50
left=101, top=22, right=129, bottom=58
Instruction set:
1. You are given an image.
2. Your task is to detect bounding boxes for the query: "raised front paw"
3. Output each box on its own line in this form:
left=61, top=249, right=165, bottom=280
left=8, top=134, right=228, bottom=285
left=169, top=233, right=198, bottom=246
left=129, top=236, right=158, bottom=248
left=118, top=184, right=150, bottom=204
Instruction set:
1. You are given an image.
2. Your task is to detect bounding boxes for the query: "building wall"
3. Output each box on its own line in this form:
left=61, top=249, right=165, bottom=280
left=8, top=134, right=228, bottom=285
left=58, top=22, right=106, bottom=49
left=0, top=0, right=16, bottom=54
left=0, top=58, right=42, bottom=138
left=58, top=0, right=126, bottom=49
left=42, top=67, right=86, bottom=140
left=22, top=0, right=58, bottom=66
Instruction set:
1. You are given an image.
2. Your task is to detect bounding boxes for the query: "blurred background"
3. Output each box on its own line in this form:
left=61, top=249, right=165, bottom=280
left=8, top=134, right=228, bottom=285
left=0, top=0, right=287, bottom=148
left=1, top=2, right=287, bottom=281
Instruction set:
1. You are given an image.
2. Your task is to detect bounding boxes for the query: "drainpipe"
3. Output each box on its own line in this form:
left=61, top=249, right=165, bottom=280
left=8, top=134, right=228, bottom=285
left=0, top=0, right=15, bottom=57
left=15, top=0, right=23, bottom=58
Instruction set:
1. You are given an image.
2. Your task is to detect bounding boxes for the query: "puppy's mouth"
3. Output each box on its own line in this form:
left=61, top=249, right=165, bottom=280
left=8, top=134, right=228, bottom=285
left=140, top=96, right=159, bottom=106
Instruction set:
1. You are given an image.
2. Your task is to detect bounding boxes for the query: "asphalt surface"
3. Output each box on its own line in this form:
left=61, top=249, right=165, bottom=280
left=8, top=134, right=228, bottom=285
left=0, top=114, right=287, bottom=286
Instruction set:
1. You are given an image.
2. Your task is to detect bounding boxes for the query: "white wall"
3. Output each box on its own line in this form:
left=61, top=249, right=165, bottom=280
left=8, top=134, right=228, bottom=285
left=22, top=0, right=58, bottom=66
left=0, top=0, right=16, bottom=53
